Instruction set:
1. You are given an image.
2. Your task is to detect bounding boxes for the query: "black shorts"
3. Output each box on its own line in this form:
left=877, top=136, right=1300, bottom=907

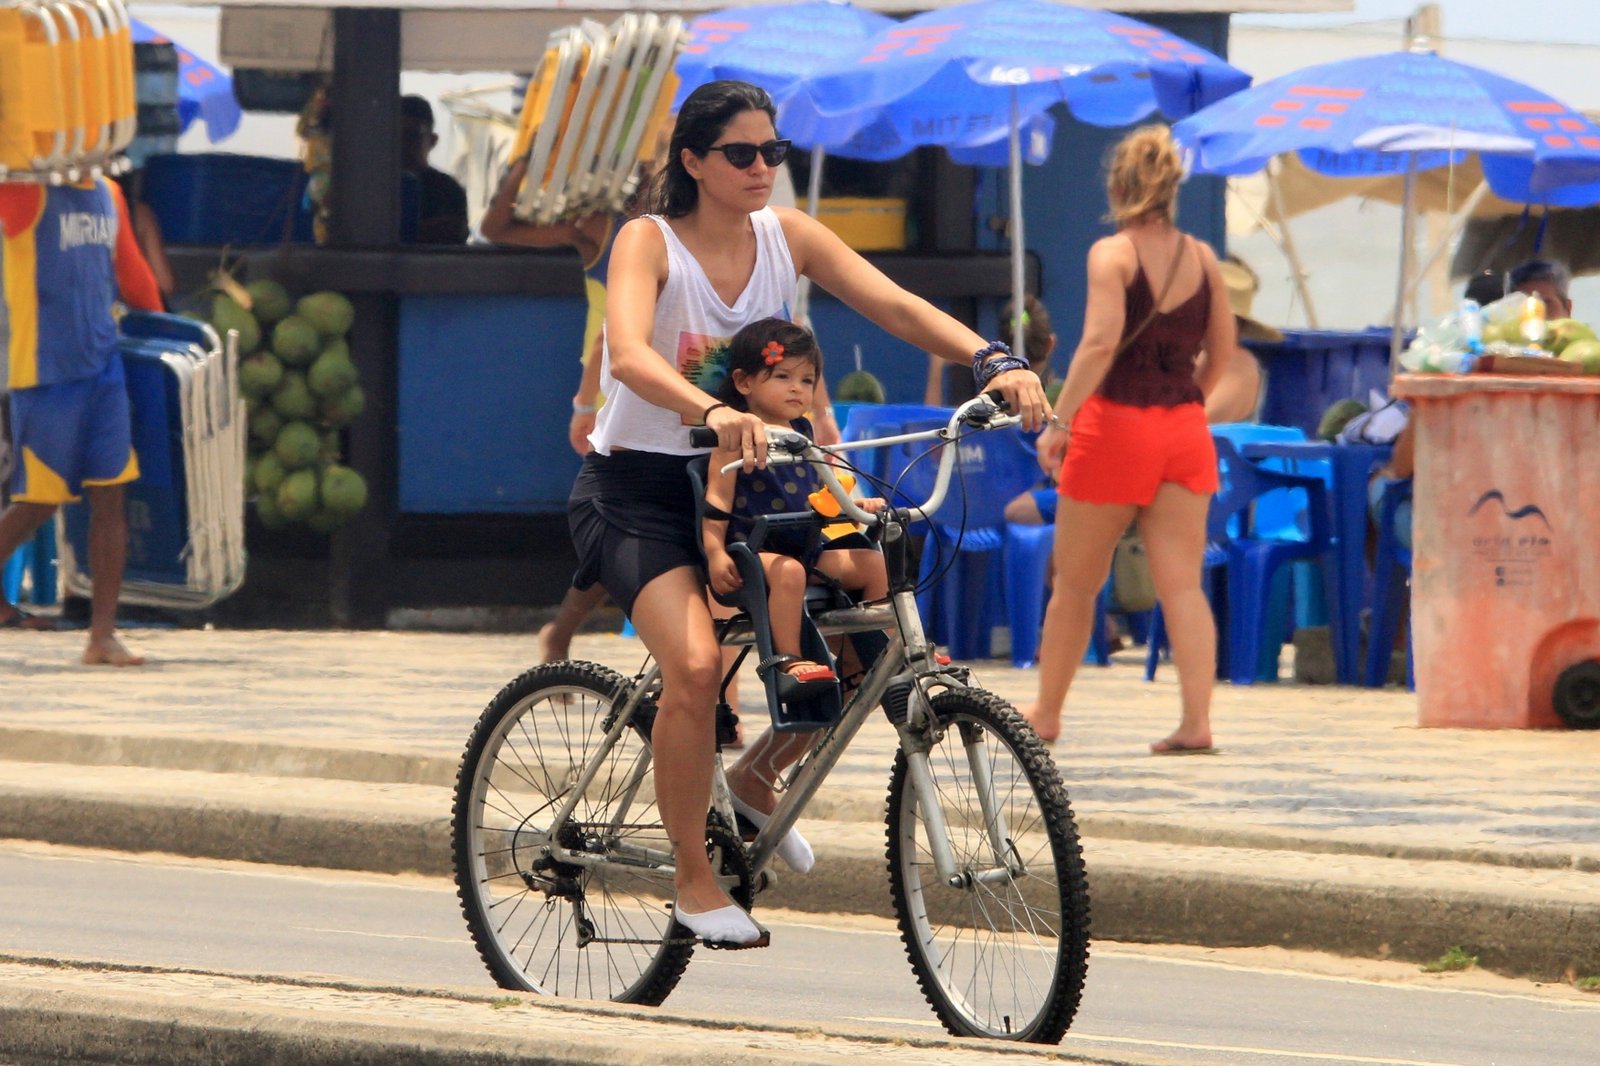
left=568, top=450, right=704, bottom=617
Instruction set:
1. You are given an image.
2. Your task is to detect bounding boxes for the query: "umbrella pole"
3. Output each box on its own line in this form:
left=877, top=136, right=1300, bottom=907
left=1390, top=156, right=1419, bottom=372
left=1266, top=164, right=1320, bottom=329
left=1009, top=88, right=1026, bottom=366
left=795, top=147, right=826, bottom=326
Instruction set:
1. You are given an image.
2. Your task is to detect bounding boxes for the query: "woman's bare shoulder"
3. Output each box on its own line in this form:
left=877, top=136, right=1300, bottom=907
left=1087, top=233, right=1138, bottom=279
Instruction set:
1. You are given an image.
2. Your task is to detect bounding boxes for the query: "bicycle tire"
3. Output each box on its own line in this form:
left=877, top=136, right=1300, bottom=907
left=885, top=687, right=1090, bottom=1043
left=452, top=660, right=693, bottom=1004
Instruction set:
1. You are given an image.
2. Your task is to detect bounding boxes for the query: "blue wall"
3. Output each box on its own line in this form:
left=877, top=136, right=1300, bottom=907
left=398, top=294, right=588, bottom=513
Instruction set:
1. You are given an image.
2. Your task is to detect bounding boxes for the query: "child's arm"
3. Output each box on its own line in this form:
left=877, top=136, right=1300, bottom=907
left=702, top=453, right=743, bottom=596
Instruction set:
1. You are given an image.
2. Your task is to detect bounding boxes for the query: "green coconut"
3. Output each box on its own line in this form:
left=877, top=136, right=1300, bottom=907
left=253, top=450, right=288, bottom=495
left=834, top=369, right=885, bottom=404
left=320, top=464, right=368, bottom=516
left=276, top=468, right=319, bottom=520
left=272, top=315, right=322, bottom=367
left=1316, top=398, right=1369, bottom=441
left=296, top=291, right=356, bottom=339
left=273, top=420, right=321, bottom=470
left=320, top=384, right=366, bottom=427
left=255, top=489, right=288, bottom=529
left=211, top=295, right=261, bottom=355
left=307, top=343, right=358, bottom=399
left=249, top=406, right=284, bottom=448
left=239, top=351, right=284, bottom=400
left=245, top=279, right=294, bottom=326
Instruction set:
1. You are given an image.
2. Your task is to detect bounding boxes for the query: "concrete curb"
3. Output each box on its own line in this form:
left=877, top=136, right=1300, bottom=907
left=4, top=781, right=1598, bottom=983
left=0, top=956, right=1120, bottom=1066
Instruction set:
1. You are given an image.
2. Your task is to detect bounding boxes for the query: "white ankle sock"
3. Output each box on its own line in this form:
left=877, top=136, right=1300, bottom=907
left=674, top=901, right=765, bottom=946
left=729, top=793, right=815, bottom=874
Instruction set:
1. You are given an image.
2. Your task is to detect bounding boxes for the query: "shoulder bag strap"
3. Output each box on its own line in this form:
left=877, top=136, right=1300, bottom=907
left=1114, top=233, right=1191, bottom=359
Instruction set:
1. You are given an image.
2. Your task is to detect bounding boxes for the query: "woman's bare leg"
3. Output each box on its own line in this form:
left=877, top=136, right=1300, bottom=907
left=1137, top=482, right=1215, bottom=751
left=627, top=566, right=734, bottom=915
left=1021, top=498, right=1133, bottom=742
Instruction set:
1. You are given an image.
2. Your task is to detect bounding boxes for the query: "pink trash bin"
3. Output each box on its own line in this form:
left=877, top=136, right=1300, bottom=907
left=1394, top=373, right=1600, bottom=729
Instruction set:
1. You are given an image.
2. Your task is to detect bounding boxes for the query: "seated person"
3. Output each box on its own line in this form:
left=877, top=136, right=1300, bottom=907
left=701, top=319, right=889, bottom=693
left=401, top=95, right=469, bottom=244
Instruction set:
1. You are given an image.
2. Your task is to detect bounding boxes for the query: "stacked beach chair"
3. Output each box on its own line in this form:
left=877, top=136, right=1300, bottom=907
left=0, top=0, right=138, bottom=182
left=511, top=13, right=685, bottom=224
left=58, top=313, right=249, bottom=609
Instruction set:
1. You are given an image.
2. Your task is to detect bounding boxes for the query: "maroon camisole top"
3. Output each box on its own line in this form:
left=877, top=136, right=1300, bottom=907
left=1096, top=237, right=1210, bottom=409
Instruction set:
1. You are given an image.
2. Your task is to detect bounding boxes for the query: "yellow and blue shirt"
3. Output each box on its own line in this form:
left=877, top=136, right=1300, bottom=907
left=0, top=179, right=162, bottom=391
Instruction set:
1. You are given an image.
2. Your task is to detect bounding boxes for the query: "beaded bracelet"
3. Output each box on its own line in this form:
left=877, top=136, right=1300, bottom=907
left=974, top=353, right=1032, bottom=391
left=970, top=340, right=1012, bottom=381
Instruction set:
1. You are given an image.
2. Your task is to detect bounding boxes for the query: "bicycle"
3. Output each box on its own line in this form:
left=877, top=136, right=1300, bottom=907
left=451, top=393, right=1091, bottom=1043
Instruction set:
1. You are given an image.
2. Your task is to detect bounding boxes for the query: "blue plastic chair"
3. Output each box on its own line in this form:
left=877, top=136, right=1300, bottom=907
left=1364, top=478, right=1414, bottom=689
left=892, top=421, right=1039, bottom=660
left=1004, top=521, right=1148, bottom=669
left=1210, top=422, right=1324, bottom=662
left=1145, top=436, right=1332, bottom=685
left=840, top=404, right=952, bottom=487
left=1, top=525, right=58, bottom=607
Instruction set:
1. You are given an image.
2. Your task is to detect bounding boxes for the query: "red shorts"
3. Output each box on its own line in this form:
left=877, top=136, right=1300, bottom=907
left=1059, top=395, right=1218, bottom=507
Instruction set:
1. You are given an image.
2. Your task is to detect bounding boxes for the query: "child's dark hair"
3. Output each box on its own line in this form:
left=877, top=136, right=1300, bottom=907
left=646, top=81, right=778, bottom=218
left=1000, top=295, right=1054, bottom=375
left=718, top=318, right=821, bottom=409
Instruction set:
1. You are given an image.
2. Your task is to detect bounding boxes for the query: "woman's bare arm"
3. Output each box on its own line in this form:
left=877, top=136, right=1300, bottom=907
left=1034, top=237, right=1132, bottom=472
left=1193, top=241, right=1237, bottom=402
left=778, top=209, right=1046, bottom=426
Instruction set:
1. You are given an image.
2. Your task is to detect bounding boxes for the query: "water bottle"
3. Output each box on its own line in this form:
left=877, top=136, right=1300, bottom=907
left=1519, top=292, right=1547, bottom=345
left=1459, top=299, right=1483, bottom=354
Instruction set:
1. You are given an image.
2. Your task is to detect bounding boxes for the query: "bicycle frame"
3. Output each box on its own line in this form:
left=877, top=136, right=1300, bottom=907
left=546, top=395, right=1027, bottom=889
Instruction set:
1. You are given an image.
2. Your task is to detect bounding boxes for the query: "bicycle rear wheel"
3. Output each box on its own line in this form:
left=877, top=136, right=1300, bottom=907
left=885, top=688, right=1090, bottom=1043
left=452, top=661, right=693, bottom=1004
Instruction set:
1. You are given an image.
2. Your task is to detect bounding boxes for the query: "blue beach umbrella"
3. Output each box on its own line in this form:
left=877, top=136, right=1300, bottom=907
left=1172, top=49, right=1600, bottom=205
left=1173, top=48, right=1600, bottom=361
left=674, top=0, right=894, bottom=110
left=784, top=0, right=1250, bottom=361
left=130, top=19, right=242, bottom=144
left=789, top=0, right=1250, bottom=156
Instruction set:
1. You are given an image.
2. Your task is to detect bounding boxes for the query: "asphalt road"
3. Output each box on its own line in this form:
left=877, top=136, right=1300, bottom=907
left=1, top=842, right=1595, bottom=1066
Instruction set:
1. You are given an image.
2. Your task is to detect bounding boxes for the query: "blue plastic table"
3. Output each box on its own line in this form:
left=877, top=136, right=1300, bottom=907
left=1241, top=441, right=1392, bottom=685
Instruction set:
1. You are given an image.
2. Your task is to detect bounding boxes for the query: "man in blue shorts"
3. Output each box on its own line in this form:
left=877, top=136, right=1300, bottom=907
left=0, top=177, right=163, bottom=664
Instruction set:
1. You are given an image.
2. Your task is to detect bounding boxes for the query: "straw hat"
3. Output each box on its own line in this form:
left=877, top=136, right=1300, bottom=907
left=1218, top=256, right=1284, bottom=342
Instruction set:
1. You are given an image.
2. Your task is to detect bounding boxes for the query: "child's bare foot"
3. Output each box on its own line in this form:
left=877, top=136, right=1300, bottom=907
left=781, top=659, right=834, bottom=683
left=1019, top=704, right=1060, bottom=743
left=82, top=635, right=144, bottom=667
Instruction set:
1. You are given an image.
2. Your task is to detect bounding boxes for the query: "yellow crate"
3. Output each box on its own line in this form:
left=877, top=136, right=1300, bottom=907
left=798, top=196, right=907, bottom=252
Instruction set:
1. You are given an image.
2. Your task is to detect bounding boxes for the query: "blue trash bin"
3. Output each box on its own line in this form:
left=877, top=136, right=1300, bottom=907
left=1248, top=328, right=1406, bottom=438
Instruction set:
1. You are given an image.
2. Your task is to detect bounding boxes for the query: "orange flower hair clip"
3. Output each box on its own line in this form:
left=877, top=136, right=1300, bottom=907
left=762, top=341, right=785, bottom=365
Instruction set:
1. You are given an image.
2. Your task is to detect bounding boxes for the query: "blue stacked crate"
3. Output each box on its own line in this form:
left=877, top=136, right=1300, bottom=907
left=1247, top=328, right=1401, bottom=436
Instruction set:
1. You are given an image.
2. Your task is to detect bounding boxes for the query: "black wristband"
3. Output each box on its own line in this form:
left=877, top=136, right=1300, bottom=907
left=701, top=401, right=728, bottom=425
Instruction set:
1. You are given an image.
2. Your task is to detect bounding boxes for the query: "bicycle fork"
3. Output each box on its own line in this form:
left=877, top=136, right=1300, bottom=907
left=889, top=585, right=1024, bottom=888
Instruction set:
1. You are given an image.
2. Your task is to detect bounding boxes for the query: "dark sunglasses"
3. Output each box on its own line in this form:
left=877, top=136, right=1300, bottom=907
left=706, top=139, right=791, bottom=168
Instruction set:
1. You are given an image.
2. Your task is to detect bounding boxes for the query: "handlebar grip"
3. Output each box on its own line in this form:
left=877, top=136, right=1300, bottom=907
left=984, top=389, right=1011, bottom=411
left=688, top=427, right=719, bottom=449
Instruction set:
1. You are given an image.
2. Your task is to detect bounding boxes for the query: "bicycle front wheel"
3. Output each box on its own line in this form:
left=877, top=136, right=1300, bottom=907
left=452, top=661, right=692, bottom=1004
left=885, top=688, right=1090, bottom=1043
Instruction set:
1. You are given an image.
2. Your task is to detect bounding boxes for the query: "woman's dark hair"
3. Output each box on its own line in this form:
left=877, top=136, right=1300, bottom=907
left=717, top=318, right=821, bottom=409
left=646, top=80, right=777, bottom=218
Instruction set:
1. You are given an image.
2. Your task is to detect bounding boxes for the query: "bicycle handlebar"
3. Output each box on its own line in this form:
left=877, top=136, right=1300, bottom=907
left=690, top=393, right=1019, bottom=527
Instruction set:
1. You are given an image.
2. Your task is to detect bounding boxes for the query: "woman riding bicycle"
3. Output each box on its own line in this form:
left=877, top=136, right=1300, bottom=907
left=569, top=79, right=1045, bottom=947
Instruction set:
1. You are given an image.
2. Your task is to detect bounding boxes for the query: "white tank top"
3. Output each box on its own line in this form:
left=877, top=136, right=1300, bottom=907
left=588, top=207, right=797, bottom=456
